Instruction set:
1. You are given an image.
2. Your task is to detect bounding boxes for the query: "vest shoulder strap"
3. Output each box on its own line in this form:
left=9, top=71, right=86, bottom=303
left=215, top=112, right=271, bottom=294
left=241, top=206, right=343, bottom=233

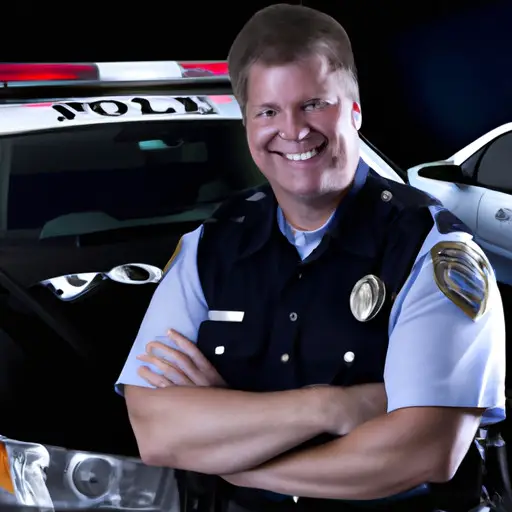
left=197, top=184, right=273, bottom=307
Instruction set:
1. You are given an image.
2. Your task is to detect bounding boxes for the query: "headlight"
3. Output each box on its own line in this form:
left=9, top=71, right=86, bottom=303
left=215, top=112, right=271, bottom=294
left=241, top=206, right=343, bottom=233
left=0, top=436, right=179, bottom=510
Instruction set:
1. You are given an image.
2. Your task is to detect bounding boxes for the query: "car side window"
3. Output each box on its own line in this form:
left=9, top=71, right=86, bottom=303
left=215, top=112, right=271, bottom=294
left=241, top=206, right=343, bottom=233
left=476, top=132, right=512, bottom=192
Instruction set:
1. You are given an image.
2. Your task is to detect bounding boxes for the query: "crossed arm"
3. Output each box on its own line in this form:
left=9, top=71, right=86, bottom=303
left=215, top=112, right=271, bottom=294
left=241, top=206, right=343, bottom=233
left=120, top=231, right=504, bottom=500
left=126, top=383, right=338, bottom=475
left=125, top=333, right=483, bottom=500
left=220, top=406, right=483, bottom=500
left=126, top=332, right=387, bottom=474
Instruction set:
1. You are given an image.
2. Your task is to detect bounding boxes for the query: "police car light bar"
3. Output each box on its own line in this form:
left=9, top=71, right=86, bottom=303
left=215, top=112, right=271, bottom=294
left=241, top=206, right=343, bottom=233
left=0, top=61, right=229, bottom=84
left=180, top=61, right=229, bottom=77
left=0, top=63, right=99, bottom=82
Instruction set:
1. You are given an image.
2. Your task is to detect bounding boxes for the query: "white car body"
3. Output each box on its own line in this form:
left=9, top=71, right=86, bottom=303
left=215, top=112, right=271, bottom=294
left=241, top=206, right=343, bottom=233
left=408, top=123, right=512, bottom=285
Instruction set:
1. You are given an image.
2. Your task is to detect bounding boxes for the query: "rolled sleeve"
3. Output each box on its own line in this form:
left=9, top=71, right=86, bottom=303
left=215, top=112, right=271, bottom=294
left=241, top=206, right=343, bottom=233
left=385, top=239, right=506, bottom=426
left=115, top=225, right=208, bottom=395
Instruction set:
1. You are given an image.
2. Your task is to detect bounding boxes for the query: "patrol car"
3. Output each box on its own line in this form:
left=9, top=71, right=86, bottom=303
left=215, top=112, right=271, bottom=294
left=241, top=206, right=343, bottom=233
left=0, top=62, right=507, bottom=512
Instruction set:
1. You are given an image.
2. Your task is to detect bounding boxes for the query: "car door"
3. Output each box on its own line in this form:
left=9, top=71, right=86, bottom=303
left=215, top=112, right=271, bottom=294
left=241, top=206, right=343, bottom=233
left=473, top=132, right=512, bottom=256
left=408, top=125, right=512, bottom=285
left=469, top=131, right=512, bottom=285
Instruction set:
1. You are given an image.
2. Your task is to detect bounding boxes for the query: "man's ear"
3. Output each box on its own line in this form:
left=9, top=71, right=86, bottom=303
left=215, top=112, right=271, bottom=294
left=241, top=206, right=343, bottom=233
left=352, top=102, right=362, bottom=130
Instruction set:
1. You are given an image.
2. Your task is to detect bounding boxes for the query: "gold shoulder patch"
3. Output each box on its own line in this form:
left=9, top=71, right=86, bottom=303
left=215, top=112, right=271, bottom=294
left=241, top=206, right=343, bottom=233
left=163, top=237, right=183, bottom=275
left=430, top=240, right=492, bottom=321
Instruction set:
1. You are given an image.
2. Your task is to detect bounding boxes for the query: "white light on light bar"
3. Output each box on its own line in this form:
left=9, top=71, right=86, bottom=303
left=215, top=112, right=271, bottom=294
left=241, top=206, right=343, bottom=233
left=97, top=61, right=182, bottom=81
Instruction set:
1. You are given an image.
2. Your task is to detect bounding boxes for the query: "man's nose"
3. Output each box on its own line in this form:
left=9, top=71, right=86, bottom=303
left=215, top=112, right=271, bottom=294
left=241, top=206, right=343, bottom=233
left=278, top=111, right=310, bottom=141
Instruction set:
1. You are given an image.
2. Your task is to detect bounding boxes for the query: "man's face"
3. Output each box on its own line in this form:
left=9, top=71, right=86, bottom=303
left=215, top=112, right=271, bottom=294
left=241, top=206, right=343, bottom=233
left=245, top=54, right=361, bottom=203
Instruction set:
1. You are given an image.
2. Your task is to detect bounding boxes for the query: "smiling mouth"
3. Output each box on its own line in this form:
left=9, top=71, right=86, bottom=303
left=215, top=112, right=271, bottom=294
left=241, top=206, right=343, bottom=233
left=276, top=141, right=328, bottom=162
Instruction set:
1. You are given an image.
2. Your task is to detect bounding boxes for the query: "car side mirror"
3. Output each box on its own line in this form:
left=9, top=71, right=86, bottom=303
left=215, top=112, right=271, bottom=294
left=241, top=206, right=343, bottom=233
left=417, top=164, right=471, bottom=185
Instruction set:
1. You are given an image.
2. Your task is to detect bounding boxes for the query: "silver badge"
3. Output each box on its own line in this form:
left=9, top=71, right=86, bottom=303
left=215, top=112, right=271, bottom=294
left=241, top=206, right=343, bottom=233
left=350, top=274, right=386, bottom=322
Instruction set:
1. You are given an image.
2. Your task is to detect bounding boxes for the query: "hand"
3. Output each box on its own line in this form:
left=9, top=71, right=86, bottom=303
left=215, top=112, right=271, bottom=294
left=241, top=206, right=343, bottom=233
left=321, top=383, right=388, bottom=436
left=136, top=329, right=227, bottom=388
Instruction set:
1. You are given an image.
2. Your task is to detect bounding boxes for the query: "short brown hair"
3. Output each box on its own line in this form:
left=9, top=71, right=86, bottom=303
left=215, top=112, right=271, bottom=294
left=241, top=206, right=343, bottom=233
left=227, top=4, right=359, bottom=112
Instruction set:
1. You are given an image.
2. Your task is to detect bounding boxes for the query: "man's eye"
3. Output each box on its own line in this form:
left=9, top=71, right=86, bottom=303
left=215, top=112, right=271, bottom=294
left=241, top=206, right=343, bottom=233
left=259, top=110, right=276, bottom=118
left=304, top=101, right=327, bottom=111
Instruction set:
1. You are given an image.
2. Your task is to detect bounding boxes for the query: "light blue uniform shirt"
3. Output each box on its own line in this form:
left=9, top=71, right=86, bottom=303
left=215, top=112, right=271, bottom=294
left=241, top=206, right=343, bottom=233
left=116, top=202, right=506, bottom=426
left=115, top=196, right=506, bottom=504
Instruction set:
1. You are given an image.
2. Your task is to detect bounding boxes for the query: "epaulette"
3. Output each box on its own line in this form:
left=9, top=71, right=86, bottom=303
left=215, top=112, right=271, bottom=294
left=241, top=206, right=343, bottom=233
left=162, top=186, right=271, bottom=276
left=367, top=171, right=441, bottom=211
left=204, top=183, right=272, bottom=224
left=367, top=171, right=472, bottom=236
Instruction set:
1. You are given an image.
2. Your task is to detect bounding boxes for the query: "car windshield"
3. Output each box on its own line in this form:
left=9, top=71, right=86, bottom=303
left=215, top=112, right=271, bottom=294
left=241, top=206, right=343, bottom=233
left=0, top=119, right=265, bottom=241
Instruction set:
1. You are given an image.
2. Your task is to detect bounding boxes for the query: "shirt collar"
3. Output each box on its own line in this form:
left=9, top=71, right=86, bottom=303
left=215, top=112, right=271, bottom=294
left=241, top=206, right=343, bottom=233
left=238, top=158, right=375, bottom=259
left=277, top=207, right=334, bottom=248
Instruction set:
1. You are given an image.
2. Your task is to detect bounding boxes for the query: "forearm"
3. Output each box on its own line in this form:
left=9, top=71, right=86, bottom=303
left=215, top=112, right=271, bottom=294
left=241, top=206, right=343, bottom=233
left=224, top=407, right=481, bottom=500
left=126, top=385, right=331, bottom=474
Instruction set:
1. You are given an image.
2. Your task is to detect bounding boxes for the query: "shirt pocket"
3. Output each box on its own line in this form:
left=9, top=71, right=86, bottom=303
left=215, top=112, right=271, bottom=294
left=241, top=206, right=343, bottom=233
left=196, top=319, right=266, bottom=390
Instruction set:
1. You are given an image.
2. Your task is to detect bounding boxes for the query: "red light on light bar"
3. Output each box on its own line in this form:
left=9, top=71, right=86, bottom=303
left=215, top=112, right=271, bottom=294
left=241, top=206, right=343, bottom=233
left=210, top=95, right=233, bottom=104
left=179, top=61, right=229, bottom=77
left=0, top=63, right=99, bottom=82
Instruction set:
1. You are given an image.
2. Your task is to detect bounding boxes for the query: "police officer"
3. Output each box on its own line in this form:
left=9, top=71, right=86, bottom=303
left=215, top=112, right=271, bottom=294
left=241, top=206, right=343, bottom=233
left=116, top=4, right=506, bottom=511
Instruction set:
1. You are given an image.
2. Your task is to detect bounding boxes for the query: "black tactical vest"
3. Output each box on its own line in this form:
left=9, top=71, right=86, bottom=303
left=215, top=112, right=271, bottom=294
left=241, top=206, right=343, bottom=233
left=186, top=161, right=481, bottom=511
left=196, top=161, right=437, bottom=392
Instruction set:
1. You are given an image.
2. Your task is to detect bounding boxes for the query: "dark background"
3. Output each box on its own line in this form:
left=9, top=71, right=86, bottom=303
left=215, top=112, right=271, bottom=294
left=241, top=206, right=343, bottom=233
left=8, top=0, right=512, bottom=170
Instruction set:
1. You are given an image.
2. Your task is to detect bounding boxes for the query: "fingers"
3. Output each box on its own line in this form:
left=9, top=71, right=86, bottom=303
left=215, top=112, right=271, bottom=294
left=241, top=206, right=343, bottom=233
left=137, top=352, right=205, bottom=386
left=139, top=330, right=228, bottom=388
left=169, top=330, right=213, bottom=370
left=146, top=341, right=210, bottom=386
left=169, top=330, right=227, bottom=386
left=136, top=352, right=196, bottom=386
left=137, top=365, right=172, bottom=388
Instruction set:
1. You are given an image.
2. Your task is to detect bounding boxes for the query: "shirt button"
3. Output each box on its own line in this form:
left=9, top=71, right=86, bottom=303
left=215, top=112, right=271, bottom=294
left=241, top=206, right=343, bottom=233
left=289, top=312, right=298, bottom=321
left=344, top=351, right=355, bottom=363
left=281, top=353, right=290, bottom=363
left=381, top=190, right=393, bottom=202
